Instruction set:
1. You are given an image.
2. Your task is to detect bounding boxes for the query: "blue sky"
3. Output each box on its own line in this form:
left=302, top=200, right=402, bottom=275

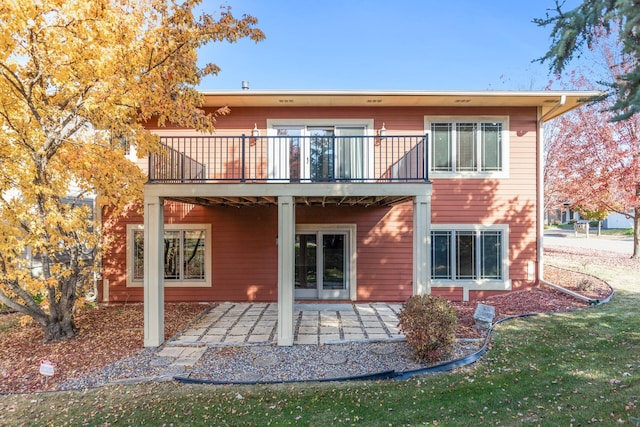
left=197, top=0, right=582, bottom=91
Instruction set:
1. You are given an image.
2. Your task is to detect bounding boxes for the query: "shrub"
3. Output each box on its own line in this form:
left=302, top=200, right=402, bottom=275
left=397, top=295, right=458, bottom=363
left=576, top=278, right=596, bottom=293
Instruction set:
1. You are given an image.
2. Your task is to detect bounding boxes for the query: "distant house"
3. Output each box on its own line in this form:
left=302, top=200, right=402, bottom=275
left=603, top=212, right=633, bottom=229
left=25, top=196, right=96, bottom=279
left=547, top=203, right=633, bottom=229
left=100, top=90, right=596, bottom=346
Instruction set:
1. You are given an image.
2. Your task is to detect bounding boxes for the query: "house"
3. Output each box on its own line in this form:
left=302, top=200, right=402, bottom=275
left=546, top=202, right=576, bottom=225
left=100, top=90, right=596, bottom=347
left=23, top=195, right=97, bottom=294
left=603, top=212, right=633, bottom=229
left=547, top=203, right=633, bottom=229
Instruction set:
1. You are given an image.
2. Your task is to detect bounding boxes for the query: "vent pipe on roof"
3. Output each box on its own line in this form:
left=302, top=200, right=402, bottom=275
left=241, top=81, right=250, bottom=90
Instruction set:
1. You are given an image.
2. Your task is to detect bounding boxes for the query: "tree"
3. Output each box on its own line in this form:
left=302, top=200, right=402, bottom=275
left=535, top=0, right=640, bottom=121
left=575, top=206, right=610, bottom=235
left=543, top=121, right=566, bottom=218
left=545, top=33, right=640, bottom=257
left=0, top=1, right=264, bottom=341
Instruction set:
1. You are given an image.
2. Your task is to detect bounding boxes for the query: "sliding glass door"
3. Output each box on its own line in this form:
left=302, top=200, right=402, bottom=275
left=268, top=124, right=370, bottom=181
left=295, top=230, right=349, bottom=299
left=308, top=127, right=335, bottom=181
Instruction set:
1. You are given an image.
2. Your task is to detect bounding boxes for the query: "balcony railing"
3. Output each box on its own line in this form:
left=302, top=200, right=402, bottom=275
left=149, top=134, right=429, bottom=183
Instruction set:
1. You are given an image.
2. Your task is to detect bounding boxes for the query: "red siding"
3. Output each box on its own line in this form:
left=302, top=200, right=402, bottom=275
left=298, top=204, right=414, bottom=302
left=105, top=105, right=540, bottom=303
left=431, top=107, right=539, bottom=293
left=104, top=203, right=417, bottom=303
left=103, top=204, right=279, bottom=302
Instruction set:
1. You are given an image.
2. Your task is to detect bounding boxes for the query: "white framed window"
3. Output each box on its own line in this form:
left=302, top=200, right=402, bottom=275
left=424, top=116, right=509, bottom=178
left=266, top=119, right=375, bottom=181
left=431, top=224, right=510, bottom=290
left=126, top=224, right=211, bottom=288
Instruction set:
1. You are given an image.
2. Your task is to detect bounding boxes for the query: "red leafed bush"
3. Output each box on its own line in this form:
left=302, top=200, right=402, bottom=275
left=398, top=295, right=457, bottom=363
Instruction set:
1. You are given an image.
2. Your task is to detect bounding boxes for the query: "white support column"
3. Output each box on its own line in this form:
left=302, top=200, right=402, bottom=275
left=413, top=194, right=431, bottom=295
left=144, top=195, right=165, bottom=347
left=277, top=196, right=295, bottom=346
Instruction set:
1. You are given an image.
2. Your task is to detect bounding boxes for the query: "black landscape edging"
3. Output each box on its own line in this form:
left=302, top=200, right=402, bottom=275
left=173, top=278, right=615, bottom=387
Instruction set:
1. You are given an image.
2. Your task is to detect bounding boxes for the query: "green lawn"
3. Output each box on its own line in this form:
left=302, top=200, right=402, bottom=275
left=1, top=262, right=639, bottom=426
left=599, top=228, right=634, bottom=236
left=547, top=224, right=633, bottom=236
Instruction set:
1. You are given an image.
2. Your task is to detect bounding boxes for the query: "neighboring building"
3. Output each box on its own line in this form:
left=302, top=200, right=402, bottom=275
left=546, top=202, right=576, bottom=225
left=100, top=90, right=596, bottom=346
left=24, top=196, right=96, bottom=279
left=547, top=203, right=633, bottom=229
left=603, top=212, right=633, bottom=229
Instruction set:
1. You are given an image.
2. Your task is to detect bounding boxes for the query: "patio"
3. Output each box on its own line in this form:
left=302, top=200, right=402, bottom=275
left=151, top=302, right=417, bottom=383
left=167, top=302, right=404, bottom=347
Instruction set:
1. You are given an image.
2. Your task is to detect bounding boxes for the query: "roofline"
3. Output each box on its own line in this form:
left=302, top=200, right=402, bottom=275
left=200, top=89, right=598, bottom=97
left=200, top=89, right=602, bottom=121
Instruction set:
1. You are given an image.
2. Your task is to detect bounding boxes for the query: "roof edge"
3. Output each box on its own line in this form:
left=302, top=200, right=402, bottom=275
left=200, top=89, right=601, bottom=97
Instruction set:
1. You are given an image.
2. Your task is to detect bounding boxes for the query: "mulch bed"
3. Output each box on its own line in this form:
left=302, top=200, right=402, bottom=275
left=0, top=303, right=210, bottom=393
left=451, top=265, right=611, bottom=338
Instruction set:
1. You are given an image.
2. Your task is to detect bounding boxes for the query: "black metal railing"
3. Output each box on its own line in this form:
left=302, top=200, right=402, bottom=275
left=149, top=134, right=429, bottom=183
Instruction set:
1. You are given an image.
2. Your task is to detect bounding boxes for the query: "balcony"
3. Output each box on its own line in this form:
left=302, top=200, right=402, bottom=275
left=148, top=134, right=429, bottom=184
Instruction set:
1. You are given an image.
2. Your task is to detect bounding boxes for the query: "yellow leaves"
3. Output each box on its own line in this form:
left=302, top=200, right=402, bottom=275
left=3, top=0, right=264, bottom=143
left=44, top=276, right=58, bottom=288
left=0, top=0, right=263, bottom=324
left=18, top=315, right=34, bottom=328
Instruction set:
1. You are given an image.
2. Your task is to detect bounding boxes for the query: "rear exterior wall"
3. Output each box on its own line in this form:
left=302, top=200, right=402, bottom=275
left=103, top=105, right=539, bottom=302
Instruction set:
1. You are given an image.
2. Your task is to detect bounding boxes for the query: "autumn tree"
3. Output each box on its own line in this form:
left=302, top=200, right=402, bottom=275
left=543, top=121, right=565, bottom=217
left=575, top=206, right=610, bottom=235
left=545, top=33, right=640, bottom=257
left=0, top=1, right=264, bottom=341
left=535, top=0, right=640, bottom=121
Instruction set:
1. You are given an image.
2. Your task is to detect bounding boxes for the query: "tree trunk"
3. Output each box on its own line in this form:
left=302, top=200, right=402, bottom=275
left=633, top=207, right=640, bottom=259
left=42, top=273, right=79, bottom=342
left=43, top=313, right=77, bottom=342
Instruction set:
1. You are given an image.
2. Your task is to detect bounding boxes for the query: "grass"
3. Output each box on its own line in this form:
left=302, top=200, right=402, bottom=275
left=1, top=262, right=639, bottom=426
left=546, top=224, right=634, bottom=236
left=599, top=228, right=634, bottom=236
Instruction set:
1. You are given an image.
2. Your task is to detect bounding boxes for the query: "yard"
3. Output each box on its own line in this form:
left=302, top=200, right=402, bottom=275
left=0, top=242, right=638, bottom=426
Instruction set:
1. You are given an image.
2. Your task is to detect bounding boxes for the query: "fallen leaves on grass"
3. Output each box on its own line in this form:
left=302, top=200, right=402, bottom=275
left=545, top=246, right=640, bottom=272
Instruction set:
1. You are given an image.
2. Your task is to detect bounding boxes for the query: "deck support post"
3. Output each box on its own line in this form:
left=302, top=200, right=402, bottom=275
left=144, top=195, right=165, bottom=347
left=413, top=194, right=431, bottom=296
left=277, top=196, right=295, bottom=346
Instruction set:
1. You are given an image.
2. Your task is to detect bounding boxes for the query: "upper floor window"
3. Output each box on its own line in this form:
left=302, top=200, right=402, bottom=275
left=425, top=116, right=509, bottom=178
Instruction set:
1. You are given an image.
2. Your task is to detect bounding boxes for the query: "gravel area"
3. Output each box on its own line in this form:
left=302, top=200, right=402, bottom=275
left=56, top=282, right=608, bottom=390
left=185, top=340, right=483, bottom=384
left=59, top=348, right=168, bottom=390
left=57, top=339, right=483, bottom=389
left=57, top=279, right=609, bottom=389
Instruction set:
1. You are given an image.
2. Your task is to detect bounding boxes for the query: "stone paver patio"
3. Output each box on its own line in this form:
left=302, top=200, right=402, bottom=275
left=167, top=302, right=404, bottom=347
left=154, top=302, right=406, bottom=376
